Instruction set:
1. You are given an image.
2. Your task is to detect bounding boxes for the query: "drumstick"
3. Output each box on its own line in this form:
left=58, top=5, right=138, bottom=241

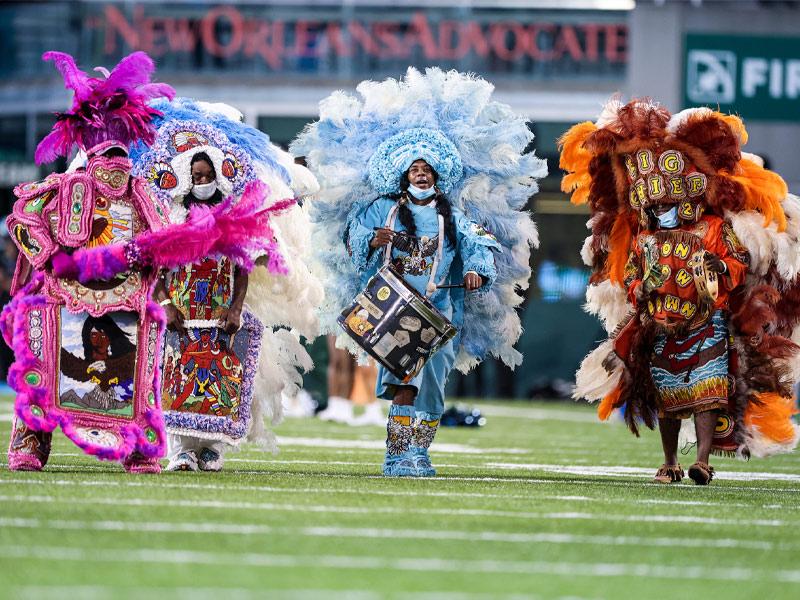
left=436, top=283, right=466, bottom=289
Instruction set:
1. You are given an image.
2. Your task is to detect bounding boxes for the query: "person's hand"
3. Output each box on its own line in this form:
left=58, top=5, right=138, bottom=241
left=369, top=228, right=395, bottom=248
left=464, top=272, right=483, bottom=291
left=704, top=253, right=727, bottom=274
left=222, top=307, right=242, bottom=334
left=164, top=304, right=186, bottom=335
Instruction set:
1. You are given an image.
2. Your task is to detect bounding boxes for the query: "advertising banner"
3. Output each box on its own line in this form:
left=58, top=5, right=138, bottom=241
left=684, top=33, right=800, bottom=122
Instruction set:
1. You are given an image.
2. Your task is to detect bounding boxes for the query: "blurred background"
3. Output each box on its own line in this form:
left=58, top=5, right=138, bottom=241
left=0, top=0, right=798, bottom=401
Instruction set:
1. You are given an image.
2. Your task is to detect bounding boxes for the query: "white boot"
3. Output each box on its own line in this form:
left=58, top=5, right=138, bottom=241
left=317, top=396, right=353, bottom=423
left=349, top=401, right=386, bottom=426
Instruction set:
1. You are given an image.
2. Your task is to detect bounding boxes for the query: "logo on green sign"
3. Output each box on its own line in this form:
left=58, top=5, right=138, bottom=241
left=684, top=34, right=800, bottom=122
left=686, top=50, right=737, bottom=104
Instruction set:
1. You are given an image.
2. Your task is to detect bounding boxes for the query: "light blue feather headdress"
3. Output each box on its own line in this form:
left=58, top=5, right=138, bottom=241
left=368, top=128, right=463, bottom=194
left=291, top=67, right=546, bottom=371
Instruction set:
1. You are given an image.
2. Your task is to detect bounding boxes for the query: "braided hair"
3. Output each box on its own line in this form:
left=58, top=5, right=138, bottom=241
left=391, top=168, right=457, bottom=248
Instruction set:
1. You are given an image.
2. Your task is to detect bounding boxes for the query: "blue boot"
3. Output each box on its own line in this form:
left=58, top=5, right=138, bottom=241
left=382, top=404, right=414, bottom=476
left=410, top=446, right=436, bottom=477
left=386, top=449, right=418, bottom=477
left=411, top=411, right=441, bottom=477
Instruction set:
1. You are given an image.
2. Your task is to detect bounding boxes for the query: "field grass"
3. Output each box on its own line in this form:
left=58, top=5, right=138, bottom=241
left=1, top=393, right=799, bottom=600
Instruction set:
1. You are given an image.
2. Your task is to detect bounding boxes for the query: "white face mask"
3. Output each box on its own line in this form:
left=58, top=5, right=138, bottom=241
left=408, top=184, right=436, bottom=200
left=655, top=206, right=679, bottom=229
left=192, top=181, right=217, bottom=201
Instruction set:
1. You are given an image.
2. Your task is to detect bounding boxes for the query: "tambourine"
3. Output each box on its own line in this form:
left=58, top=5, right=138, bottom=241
left=687, top=251, right=719, bottom=304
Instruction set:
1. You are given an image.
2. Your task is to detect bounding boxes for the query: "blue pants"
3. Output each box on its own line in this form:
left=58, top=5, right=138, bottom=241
left=376, top=340, right=454, bottom=415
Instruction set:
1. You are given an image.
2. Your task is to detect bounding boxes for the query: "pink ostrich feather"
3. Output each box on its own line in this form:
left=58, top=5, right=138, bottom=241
left=138, top=181, right=295, bottom=272
left=35, top=51, right=175, bottom=164
left=52, top=181, right=295, bottom=282
left=3, top=278, right=59, bottom=434
left=51, top=246, right=128, bottom=283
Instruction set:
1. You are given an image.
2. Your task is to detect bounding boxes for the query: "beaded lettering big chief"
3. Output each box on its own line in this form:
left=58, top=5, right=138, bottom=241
left=2, top=50, right=176, bottom=464
left=563, top=98, right=800, bottom=458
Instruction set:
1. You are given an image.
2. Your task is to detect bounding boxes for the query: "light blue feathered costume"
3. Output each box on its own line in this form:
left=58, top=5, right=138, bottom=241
left=291, top=67, right=545, bottom=476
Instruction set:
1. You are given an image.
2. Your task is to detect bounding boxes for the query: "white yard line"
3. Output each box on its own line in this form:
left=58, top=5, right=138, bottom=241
left=0, top=516, right=785, bottom=551
left=276, top=436, right=530, bottom=455
left=1, top=477, right=796, bottom=510
left=1, top=545, right=799, bottom=583
left=0, top=477, right=534, bottom=501
left=3, top=463, right=800, bottom=493
left=0, top=494, right=794, bottom=527
left=8, top=587, right=551, bottom=600
left=486, top=462, right=800, bottom=483
left=9, top=588, right=385, bottom=600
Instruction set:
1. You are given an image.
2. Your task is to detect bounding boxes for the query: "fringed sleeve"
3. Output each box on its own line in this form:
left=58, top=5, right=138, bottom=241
left=345, top=199, right=387, bottom=274
left=707, top=218, right=749, bottom=295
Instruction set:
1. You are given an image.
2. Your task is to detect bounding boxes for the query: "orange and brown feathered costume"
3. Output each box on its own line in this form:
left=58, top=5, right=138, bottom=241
left=563, top=98, right=800, bottom=458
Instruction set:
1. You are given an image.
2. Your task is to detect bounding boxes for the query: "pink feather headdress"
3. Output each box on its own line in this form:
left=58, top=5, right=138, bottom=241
left=35, top=51, right=175, bottom=164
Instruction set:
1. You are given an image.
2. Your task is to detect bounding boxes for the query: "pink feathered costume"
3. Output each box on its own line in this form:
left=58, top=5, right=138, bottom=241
left=3, top=52, right=175, bottom=473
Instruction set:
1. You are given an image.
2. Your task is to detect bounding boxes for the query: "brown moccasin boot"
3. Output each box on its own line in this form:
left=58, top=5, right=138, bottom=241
left=653, top=463, right=685, bottom=484
left=688, top=461, right=715, bottom=485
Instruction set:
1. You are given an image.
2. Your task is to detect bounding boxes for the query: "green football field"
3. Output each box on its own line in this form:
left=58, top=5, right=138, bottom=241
left=1, top=394, right=799, bottom=600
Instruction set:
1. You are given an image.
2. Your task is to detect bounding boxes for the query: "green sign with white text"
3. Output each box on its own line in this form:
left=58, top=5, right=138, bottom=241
left=684, top=33, right=800, bottom=122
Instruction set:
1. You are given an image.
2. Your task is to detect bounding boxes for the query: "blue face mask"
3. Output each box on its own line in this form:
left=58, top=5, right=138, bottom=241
left=655, top=206, right=679, bottom=229
left=408, top=184, right=436, bottom=200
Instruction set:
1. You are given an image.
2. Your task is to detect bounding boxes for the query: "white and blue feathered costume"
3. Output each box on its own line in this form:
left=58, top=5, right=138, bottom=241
left=292, top=68, right=545, bottom=476
left=130, top=98, right=323, bottom=453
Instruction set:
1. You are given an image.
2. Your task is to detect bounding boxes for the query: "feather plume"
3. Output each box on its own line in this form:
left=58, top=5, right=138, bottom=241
left=55, top=182, right=292, bottom=282
left=36, top=52, right=174, bottom=164
left=136, top=181, right=291, bottom=272
left=584, top=279, right=631, bottom=333
left=724, top=158, right=788, bottom=231
left=573, top=339, right=622, bottom=401
left=558, top=121, right=596, bottom=205
left=743, top=391, right=800, bottom=457
left=606, top=214, right=634, bottom=285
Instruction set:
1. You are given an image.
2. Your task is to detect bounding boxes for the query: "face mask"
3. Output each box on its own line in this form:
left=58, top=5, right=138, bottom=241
left=408, top=184, right=436, bottom=200
left=655, top=206, right=679, bottom=229
left=192, top=181, right=217, bottom=201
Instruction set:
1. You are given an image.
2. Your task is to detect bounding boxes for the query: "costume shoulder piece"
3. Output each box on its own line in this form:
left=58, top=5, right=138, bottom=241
left=291, top=67, right=546, bottom=371
left=561, top=98, right=799, bottom=457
